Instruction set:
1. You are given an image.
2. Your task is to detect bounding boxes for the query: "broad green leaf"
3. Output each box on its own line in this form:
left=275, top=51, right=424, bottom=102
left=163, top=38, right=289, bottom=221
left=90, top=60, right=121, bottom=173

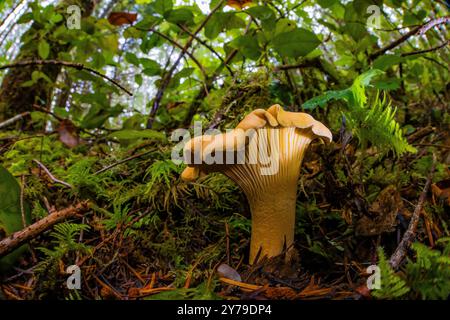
left=125, top=52, right=140, bottom=66
left=317, top=0, right=338, bottom=8
left=81, top=105, right=123, bottom=129
left=373, top=54, right=403, bottom=71
left=165, top=8, right=194, bottom=24
left=205, top=12, right=246, bottom=40
left=0, top=166, right=31, bottom=272
left=303, top=89, right=351, bottom=110
left=38, top=40, right=50, bottom=59
left=141, top=58, right=161, bottom=76
left=274, top=19, right=297, bottom=35
left=230, top=34, right=261, bottom=60
left=245, top=6, right=276, bottom=30
left=272, top=28, right=320, bottom=58
left=204, top=13, right=222, bottom=39
left=373, top=79, right=401, bottom=90
left=153, top=0, right=173, bottom=15
left=99, top=34, right=119, bottom=52
left=108, top=129, right=166, bottom=140
left=135, top=74, right=143, bottom=86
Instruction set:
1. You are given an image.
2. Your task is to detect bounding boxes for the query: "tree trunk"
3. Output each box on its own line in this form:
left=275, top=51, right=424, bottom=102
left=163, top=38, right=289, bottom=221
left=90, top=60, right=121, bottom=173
left=0, top=0, right=96, bottom=124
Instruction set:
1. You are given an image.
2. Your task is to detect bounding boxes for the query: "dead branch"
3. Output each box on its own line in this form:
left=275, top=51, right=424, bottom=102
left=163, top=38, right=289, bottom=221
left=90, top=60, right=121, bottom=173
left=389, top=154, right=437, bottom=270
left=401, top=40, right=449, bottom=57
left=0, top=112, right=30, bottom=129
left=0, top=60, right=132, bottom=96
left=369, top=25, right=422, bottom=61
left=0, top=201, right=90, bottom=258
left=418, top=16, right=450, bottom=35
left=370, top=17, right=450, bottom=61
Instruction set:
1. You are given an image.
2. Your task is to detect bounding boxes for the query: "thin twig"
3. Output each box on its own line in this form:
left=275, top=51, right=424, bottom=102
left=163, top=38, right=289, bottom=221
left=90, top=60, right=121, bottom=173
left=20, top=175, right=27, bottom=228
left=401, top=39, right=449, bottom=57
left=389, top=154, right=437, bottom=270
left=0, top=202, right=89, bottom=258
left=369, top=25, right=422, bottom=60
left=32, top=104, right=64, bottom=121
left=94, top=150, right=153, bottom=175
left=177, top=23, right=234, bottom=76
left=32, top=159, right=73, bottom=189
left=147, top=28, right=207, bottom=79
left=0, top=60, right=132, bottom=96
left=0, top=112, right=30, bottom=129
left=370, top=17, right=450, bottom=60
left=418, top=16, right=450, bottom=35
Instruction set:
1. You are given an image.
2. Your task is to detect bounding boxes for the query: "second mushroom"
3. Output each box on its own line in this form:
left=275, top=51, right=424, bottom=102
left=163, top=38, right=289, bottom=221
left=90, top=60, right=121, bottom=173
left=181, top=105, right=332, bottom=264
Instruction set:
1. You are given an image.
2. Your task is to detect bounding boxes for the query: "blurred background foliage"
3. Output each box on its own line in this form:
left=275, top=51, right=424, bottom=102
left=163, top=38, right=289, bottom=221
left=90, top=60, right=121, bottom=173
left=0, top=0, right=448, bottom=300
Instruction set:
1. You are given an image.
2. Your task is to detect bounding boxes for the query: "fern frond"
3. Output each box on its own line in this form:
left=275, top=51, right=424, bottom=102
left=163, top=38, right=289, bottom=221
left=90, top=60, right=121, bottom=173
left=372, top=247, right=410, bottom=299
left=346, top=91, right=417, bottom=156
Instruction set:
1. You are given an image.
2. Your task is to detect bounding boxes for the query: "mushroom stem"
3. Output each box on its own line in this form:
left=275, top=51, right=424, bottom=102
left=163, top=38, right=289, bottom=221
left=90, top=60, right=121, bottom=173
left=248, top=184, right=297, bottom=264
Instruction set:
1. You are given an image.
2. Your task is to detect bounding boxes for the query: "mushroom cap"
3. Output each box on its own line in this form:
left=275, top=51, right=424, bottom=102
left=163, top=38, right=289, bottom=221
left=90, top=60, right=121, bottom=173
left=182, top=104, right=332, bottom=176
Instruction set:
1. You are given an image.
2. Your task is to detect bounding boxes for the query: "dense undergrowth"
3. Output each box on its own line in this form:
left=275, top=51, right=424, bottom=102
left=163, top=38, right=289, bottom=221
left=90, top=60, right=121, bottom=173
left=1, top=70, right=449, bottom=300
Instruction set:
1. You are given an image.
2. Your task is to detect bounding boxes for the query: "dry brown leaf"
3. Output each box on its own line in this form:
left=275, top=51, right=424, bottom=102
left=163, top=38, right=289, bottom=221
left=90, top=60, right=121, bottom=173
left=432, top=179, right=450, bottom=206
left=107, top=12, right=138, bottom=26
left=355, top=185, right=403, bottom=236
left=226, top=0, right=254, bottom=10
left=57, top=119, right=80, bottom=148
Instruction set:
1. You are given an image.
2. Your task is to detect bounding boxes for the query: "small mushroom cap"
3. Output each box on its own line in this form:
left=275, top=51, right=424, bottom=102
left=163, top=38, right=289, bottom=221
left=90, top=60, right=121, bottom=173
left=181, top=166, right=199, bottom=182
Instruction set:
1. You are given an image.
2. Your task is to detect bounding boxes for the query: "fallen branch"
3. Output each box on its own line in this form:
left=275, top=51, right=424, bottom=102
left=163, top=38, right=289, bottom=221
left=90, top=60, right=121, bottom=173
left=0, top=201, right=89, bottom=258
left=0, top=60, right=132, bottom=96
left=389, top=154, right=436, bottom=270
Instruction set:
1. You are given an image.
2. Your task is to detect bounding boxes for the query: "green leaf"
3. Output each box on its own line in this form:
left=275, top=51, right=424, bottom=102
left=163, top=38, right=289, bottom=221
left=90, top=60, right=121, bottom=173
left=38, top=40, right=50, bottom=59
left=125, top=52, right=140, bottom=66
left=141, top=58, right=161, bottom=76
left=108, top=129, right=166, bottom=141
left=17, top=12, right=33, bottom=24
left=373, top=79, right=401, bottom=90
left=230, top=34, right=261, bottom=60
left=373, top=54, right=403, bottom=71
left=204, top=13, right=222, bottom=39
left=0, top=166, right=31, bottom=272
left=153, top=0, right=173, bottom=15
left=205, top=12, right=245, bottom=40
left=303, top=89, right=352, bottom=110
left=245, top=6, right=276, bottom=30
left=135, top=74, right=143, bottom=86
left=165, top=8, right=194, bottom=24
left=272, top=28, right=321, bottom=58
left=317, top=0, right=338, bottom=8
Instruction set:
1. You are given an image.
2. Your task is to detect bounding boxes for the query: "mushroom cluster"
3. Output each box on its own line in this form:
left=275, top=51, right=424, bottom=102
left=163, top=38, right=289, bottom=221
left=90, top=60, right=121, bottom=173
left=181, top=105, right=332, bottom=264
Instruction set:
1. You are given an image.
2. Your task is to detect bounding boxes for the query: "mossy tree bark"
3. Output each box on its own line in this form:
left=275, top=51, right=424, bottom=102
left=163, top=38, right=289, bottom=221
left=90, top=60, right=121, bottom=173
left=0, top=0, right=96, bottom=124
